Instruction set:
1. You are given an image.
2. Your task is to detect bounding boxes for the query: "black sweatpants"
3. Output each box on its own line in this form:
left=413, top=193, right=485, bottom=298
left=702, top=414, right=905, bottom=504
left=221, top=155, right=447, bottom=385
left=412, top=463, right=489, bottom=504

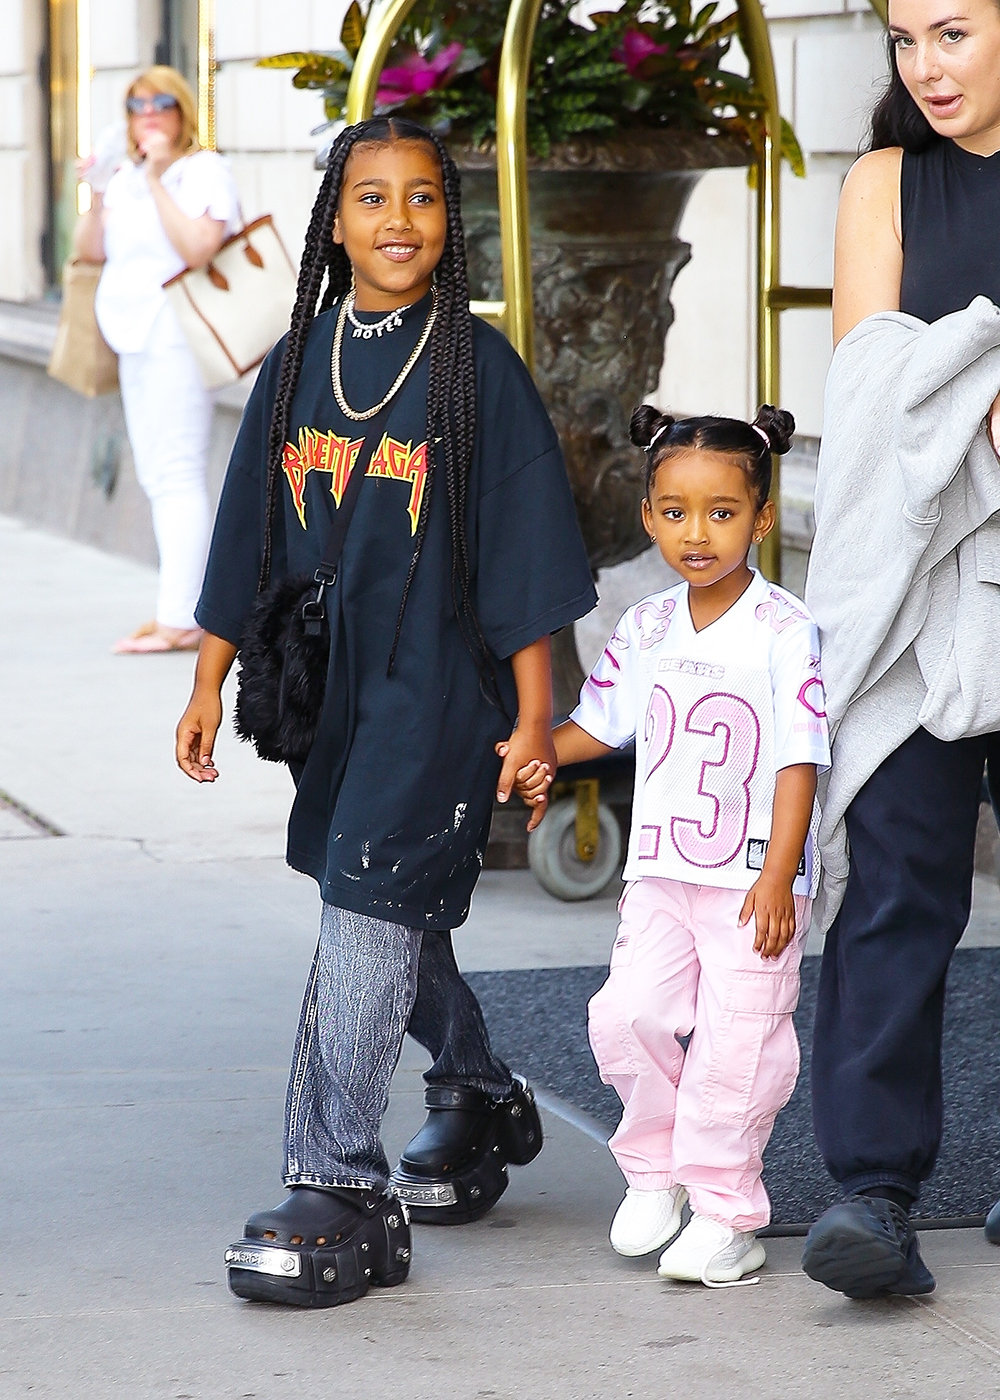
left=812, top=725, right=1000, bottom=1202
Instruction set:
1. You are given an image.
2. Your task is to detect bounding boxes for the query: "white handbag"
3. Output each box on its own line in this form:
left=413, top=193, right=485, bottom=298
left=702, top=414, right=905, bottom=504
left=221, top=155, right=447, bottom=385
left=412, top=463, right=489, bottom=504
left=163, top=215, right=297, bottom=389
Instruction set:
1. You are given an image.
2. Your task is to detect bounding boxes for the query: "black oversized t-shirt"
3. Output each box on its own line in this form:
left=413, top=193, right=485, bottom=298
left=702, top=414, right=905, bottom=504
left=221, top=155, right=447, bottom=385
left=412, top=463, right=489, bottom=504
left=197, top=294, right=596, bottom=928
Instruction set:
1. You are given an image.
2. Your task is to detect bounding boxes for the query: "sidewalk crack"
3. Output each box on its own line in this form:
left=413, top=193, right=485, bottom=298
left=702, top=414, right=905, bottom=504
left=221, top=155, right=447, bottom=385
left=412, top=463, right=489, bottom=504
left=906, top=1296, right=1000, bottom=1368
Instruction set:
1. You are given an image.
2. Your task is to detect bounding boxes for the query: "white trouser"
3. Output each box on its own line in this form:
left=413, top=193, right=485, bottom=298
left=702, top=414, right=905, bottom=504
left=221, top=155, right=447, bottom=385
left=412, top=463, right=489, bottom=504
left=117, top=317, right=213, bottom=630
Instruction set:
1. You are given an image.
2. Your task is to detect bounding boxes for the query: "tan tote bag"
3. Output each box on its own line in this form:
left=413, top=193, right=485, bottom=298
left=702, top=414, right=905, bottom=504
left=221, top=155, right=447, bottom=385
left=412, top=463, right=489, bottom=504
left=47, top=259, right=119, bottom=398
left=163, top=216, right=298, bottom=390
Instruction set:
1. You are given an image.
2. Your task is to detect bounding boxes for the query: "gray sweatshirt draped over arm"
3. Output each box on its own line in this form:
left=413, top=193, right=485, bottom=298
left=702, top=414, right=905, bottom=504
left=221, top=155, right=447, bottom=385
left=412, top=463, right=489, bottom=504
left=805, top=297, right=1000, bottom=931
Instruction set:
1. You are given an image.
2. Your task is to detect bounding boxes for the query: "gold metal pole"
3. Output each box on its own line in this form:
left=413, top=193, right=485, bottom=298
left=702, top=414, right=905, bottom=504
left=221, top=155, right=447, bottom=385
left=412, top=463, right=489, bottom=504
left=495, top=0, right=542, bottom=370
left=49, top=0, right=76, bottom=170
left=345, top=0, right=420, bottom=124
left=75, top=0, right=91, bottom=209
left=736, top=0, right=782, bottom=581
left=197, top=0, right=216, bottom=149
left=49, top=0, right=81, bottom=267
left=769, top=286, right=832, bottom=310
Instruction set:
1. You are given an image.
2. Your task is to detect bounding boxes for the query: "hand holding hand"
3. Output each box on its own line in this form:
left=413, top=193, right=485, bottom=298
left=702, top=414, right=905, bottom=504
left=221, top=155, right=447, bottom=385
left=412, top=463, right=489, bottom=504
left=739, top=873, right=797, bottom=959
left=495, top=723, right=556, bottom=832
left=495, top=747, right=553, bottom=831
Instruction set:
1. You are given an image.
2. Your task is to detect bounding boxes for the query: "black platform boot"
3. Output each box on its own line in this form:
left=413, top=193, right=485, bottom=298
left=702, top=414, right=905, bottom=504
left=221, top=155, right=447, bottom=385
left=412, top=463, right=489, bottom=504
left=389, top=1074, right=543, bottom=1224
left=225, top=1185, right=411, bottom=1307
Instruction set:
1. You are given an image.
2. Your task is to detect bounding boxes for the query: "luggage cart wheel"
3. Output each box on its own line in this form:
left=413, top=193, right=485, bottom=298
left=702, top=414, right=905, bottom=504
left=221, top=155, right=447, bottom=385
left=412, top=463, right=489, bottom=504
left=527, top=788, right=622, bottom=901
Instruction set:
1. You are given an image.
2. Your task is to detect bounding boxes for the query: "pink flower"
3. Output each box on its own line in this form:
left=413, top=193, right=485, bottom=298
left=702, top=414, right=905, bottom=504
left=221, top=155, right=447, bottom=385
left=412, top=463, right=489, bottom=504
left=376, top=42, right=464, bottom=106
left=612, top=29, right=668, bottom=77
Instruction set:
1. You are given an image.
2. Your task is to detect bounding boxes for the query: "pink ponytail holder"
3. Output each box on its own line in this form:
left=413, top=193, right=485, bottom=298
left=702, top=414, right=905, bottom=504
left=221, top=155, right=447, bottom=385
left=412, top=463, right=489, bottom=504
left=752, top=424, right=771, bottom=450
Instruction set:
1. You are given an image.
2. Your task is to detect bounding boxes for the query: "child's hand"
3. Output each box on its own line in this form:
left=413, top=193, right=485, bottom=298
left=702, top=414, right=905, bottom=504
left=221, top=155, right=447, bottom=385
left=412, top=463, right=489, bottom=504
left=495, top=725, right=556, bottom=832
left=739, top=874, right=797, bottom=960
left=495, top=747, right=553, bottom=831
left=176, top=689, right=222, bottom=782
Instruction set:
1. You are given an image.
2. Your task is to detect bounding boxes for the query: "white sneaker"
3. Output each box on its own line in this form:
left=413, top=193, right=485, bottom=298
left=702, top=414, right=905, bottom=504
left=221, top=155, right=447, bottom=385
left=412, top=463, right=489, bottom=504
left=656, top=1212, right=766, bottom=1287
left=609, top=1186, right=688, bottom=1257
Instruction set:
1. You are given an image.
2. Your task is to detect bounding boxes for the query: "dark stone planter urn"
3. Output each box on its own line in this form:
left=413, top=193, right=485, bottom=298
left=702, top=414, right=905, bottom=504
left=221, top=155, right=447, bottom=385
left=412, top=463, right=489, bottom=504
left=452, top=129, right=749, bottom=710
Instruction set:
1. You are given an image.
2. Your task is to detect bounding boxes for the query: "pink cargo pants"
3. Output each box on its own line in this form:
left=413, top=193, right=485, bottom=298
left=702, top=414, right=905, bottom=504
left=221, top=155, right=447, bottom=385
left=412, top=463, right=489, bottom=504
left=587, top=876, right=809, bottom=1232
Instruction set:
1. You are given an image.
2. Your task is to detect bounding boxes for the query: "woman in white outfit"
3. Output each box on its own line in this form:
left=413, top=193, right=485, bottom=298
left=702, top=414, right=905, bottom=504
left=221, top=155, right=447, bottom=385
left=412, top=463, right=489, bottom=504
left=73, top=65, right=240, bottom=652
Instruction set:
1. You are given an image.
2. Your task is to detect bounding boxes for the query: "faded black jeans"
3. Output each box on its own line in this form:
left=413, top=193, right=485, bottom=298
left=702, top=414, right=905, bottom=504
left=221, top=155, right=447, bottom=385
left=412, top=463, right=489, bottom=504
left=283, top=904, right=512, bottom=1192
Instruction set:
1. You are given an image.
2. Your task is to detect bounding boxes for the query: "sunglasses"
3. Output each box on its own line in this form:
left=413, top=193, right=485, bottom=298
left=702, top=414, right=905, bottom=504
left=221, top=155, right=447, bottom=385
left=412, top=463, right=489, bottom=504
left=126, top=94, right=179, bottom=114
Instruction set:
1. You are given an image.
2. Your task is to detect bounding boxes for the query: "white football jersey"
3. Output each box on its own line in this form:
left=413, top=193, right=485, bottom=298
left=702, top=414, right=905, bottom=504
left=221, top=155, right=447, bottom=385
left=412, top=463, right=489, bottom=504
left=571, top=570, right=831, bottom=896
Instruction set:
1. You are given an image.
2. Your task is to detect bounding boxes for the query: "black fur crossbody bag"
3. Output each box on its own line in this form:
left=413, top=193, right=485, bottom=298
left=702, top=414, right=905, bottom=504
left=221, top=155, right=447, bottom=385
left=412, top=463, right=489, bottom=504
left=234, top=402, right=392, bottom=763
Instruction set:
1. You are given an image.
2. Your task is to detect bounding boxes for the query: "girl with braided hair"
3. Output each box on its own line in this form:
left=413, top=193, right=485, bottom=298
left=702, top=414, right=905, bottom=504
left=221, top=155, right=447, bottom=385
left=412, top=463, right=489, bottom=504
left=174, top=117, right=595, bottom=1308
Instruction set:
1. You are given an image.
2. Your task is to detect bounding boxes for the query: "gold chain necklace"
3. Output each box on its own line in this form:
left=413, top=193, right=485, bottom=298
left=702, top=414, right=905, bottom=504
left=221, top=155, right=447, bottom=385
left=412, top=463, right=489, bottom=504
left=330, top=288, right=437, bottom=422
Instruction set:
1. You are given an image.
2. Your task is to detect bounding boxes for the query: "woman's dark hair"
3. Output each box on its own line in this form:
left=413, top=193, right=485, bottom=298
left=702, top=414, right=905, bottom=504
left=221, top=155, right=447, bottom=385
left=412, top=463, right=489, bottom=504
left=629, top=404, right=795, bottom=510
left=260, top=115, right=496, bottom=693
left=868, top=35, right=939, bottom=153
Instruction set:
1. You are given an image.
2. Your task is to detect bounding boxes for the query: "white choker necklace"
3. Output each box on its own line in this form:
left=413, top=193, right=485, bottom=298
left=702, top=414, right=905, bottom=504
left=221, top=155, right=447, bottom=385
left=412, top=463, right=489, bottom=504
left=331, top=288, right=438, bottom=421
left=345, top=292, right=416, bottom=340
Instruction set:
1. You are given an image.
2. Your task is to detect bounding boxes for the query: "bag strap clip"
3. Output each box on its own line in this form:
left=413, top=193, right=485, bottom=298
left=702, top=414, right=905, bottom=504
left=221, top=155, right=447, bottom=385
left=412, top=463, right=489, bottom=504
left=296, top=398, right=394, bottom=636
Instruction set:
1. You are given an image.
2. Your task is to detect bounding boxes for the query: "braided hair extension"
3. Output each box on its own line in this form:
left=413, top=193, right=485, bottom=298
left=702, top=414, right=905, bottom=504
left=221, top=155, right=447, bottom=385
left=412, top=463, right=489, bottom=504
left=259, top=158, right=343, bottom=591
left=258, top=116, right=501, bottom=706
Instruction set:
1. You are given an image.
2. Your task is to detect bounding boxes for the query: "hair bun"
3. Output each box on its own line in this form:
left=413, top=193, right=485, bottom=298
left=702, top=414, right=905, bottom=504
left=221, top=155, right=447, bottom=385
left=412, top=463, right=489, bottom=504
left=752, top=405, right=795, bottom=456
left=630, top=405, right=675, bottom=450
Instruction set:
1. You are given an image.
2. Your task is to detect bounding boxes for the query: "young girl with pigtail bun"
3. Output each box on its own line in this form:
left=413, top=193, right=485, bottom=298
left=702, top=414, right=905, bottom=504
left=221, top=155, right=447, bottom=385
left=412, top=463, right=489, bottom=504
left=508, top=404, right=831, bottom=1287
left=174, top=117, right=595, bottom=1308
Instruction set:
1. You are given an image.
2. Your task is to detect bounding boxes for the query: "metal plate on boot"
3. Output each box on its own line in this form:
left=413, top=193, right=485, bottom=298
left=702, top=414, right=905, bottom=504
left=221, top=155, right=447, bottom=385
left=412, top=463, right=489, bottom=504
left=225, top=1245, right=302, bottom=1278
left=389, top=1180, right=458, bottom=1207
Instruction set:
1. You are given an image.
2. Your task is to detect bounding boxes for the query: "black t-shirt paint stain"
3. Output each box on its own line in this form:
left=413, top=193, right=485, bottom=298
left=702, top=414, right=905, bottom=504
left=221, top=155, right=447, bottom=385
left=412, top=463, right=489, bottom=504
left=197, top=295, right=596, bottom=930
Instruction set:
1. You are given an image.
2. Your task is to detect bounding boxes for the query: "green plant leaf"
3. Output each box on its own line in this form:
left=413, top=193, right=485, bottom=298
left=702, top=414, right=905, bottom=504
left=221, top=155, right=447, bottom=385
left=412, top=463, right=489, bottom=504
left=702, top=67, right=754, bottom=91
left=622, top=79, right=654, bottom=111
left=527, top=117, right=550, bottom=159
left=563, top=61, right=624, bottom=83
left=561, top=111, right=617, bottom=133
left=340, top=2, right=366, bottom=59
left=781, top=115, right=806, bottom=177
left=292, top=59, right=348, bottom=88
left=470, top=116, right=494, bottom=148
left=700, top=12, right=740, bottom=45
left=453, top=45, right=487, bottom=76
left=257, top=51, right=327, bottom=69
left=550, top=91, right=599, bottom=111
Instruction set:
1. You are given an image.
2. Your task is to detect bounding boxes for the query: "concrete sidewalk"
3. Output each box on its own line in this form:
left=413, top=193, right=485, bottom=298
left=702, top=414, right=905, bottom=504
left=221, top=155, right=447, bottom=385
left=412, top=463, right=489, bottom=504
left=3, top=513, right=1000, bottom=1399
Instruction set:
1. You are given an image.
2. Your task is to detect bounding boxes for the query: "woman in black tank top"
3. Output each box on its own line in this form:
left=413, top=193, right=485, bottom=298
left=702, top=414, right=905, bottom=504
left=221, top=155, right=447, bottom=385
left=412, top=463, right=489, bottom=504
left=900, top=140, right=1000, bottom=320
left=801, top=0, right=1000, bottom=1302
